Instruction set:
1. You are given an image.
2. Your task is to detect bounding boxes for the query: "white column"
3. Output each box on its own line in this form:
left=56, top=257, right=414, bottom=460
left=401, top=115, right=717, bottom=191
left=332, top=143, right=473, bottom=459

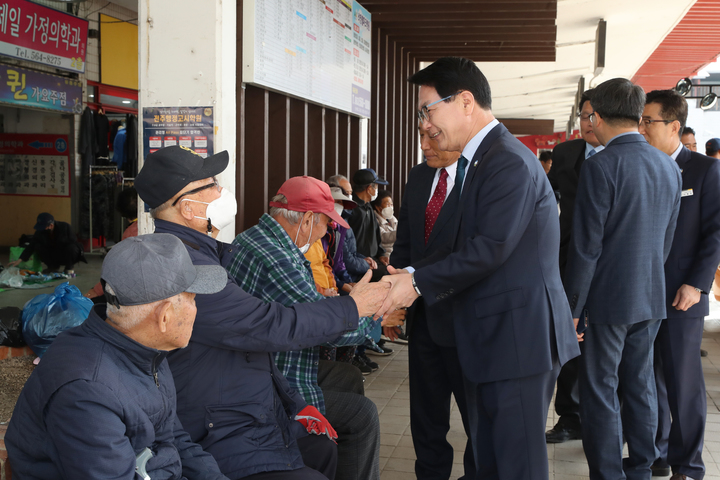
left=138, top=0, right=237, bottom=242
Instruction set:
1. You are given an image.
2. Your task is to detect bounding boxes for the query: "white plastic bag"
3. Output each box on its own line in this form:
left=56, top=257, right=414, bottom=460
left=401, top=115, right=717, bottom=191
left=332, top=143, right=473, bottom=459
left=0, top=267, right=23, bottom=288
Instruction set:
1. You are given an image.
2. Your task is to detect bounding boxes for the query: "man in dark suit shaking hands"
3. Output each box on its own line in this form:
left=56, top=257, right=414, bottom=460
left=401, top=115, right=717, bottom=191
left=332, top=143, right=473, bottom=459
left=564, top=78, right=682, bottom=480
left=378, top=56, right=581, bottom=480
left=390, top=124, right=475, bottom=480
left=640, top=89, right=720, bottom=480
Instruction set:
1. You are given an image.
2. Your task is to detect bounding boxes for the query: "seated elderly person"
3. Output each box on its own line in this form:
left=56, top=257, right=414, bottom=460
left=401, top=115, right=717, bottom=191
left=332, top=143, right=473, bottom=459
left=224, top=176, right=403, bottom=480
left=135, top=146, right=390, bottom=480
left=5, top=234, right=229, bottom=479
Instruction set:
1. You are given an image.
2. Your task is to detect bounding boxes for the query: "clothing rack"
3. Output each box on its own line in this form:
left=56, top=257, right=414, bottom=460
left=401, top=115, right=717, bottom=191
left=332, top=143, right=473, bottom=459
left=120, top=177, right=135, bottom=234
left=88, top=165, right=118, bottom=254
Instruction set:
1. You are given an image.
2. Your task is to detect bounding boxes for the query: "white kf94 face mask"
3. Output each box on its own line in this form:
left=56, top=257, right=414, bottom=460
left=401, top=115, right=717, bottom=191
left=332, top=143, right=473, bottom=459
left=183, top=188, right=237, bottom=234
left=294, top=219, right=313, bottom=254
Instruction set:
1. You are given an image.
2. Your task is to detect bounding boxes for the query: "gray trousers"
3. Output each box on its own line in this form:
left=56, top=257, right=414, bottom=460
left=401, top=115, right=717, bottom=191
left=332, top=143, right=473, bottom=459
left=318, top=360, right=380, bottom=480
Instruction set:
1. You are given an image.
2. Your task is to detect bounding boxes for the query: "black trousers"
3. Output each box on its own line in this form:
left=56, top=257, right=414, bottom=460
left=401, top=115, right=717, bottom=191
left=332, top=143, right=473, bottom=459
left=654, top=316, right=706, bottom=480
left=37, top=241, right=83, bottom=270
left=241, top=435, right=337, bottom=480
left=409, top=312, right=476, bottom=480
left=552, top=354, right=581, bottom=429
left=318, top=360, right=381, bottom=480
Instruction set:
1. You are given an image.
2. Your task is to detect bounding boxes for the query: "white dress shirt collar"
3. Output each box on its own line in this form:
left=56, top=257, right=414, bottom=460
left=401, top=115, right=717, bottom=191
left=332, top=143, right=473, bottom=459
left=585, top=142, right=604, bottom=158
left=670, top=142, right=683, bottom=161
left=462, top=118, right=500, bottom=164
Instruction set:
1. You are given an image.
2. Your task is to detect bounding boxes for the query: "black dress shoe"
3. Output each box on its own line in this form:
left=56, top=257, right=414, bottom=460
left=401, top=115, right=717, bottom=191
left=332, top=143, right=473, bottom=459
left=545, top=424, right=581, bottom=443
left=651, top=460, right=670, bottom=476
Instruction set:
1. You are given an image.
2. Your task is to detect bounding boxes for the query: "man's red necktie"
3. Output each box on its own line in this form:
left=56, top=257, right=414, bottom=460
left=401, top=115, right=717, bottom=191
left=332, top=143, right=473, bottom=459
left=425, top=168, right=448, bottom=244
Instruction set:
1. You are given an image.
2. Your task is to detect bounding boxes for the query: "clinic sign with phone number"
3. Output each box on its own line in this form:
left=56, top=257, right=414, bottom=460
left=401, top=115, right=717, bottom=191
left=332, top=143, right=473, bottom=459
left=0, top=0, right=88, bottom=73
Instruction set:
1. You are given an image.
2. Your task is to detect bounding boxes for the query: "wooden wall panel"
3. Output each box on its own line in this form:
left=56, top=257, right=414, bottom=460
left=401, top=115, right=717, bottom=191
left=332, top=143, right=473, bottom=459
left=242, top=85, right=268, bottom=231
left=325, top=109, right=338, bottom=181
left=267, top=92, right=289, bottom=204
left=307, top=103, right=324, bottom=180
left=289, top=98, right=307, bottom=179
left=337, top=112, right=350, bottom=180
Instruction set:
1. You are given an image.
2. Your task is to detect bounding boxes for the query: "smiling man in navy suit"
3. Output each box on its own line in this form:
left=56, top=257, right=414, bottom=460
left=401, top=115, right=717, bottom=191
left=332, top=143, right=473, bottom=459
left=564, top=79, right=682, bottom=480
left=640, top=89, right=720, bottom=480
left=378, top=56, right=581, bottom=480
left=390, top=124, right=475, bottom=480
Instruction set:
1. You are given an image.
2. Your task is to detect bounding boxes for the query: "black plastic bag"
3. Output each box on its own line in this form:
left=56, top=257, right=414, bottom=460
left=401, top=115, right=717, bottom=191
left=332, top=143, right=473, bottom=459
left=0, top=306, right=25, bottom=347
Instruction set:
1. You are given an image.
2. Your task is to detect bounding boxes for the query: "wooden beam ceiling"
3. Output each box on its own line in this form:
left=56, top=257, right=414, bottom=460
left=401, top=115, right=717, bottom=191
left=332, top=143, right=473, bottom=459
left=364, top=0, right=558, bottom=64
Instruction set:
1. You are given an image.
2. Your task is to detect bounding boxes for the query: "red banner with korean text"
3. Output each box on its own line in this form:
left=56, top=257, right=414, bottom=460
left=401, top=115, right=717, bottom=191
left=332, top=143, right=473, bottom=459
left=0, top=133, right=71, bottom=197
left=0, top=0, right=87, bottom=73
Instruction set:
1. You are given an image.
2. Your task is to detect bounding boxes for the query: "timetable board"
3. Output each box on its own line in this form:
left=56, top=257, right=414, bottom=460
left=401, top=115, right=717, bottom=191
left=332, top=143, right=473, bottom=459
left=243, top=0, right=372, bottom=118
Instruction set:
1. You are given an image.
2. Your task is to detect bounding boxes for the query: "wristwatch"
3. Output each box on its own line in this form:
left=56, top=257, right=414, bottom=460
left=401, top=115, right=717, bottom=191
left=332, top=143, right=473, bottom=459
left=410, top=272, right=422, bottom=296
left=694, top=287, right=705, bottom=294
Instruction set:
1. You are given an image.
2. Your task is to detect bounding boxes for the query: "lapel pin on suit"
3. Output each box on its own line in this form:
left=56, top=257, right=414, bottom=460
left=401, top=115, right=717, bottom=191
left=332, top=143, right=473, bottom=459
left=473, top=160, right=478, bottom=167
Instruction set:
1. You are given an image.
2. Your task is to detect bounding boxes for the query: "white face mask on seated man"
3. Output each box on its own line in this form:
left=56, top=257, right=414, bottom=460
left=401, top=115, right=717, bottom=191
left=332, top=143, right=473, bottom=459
left=182, top=187, right=238, bottom=233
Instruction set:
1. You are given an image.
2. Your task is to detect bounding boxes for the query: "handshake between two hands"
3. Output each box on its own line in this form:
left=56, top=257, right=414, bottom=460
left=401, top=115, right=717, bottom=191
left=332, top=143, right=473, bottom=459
left=348, top=266, right=420, bottom=321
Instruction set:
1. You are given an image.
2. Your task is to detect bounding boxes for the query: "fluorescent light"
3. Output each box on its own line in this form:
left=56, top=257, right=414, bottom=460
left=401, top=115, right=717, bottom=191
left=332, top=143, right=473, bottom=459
left=122, top=100, right=131, bottom=104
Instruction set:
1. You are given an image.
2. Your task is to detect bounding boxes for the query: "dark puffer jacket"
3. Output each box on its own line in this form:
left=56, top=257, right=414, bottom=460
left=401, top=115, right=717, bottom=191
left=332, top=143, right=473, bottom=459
left=154, top=220, right=359, bottom=479
left=5, top=306, right=227, bottom=480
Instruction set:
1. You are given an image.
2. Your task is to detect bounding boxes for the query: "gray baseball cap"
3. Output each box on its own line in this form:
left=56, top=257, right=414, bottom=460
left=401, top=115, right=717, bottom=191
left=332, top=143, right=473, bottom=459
left=101, top=233, right=227, bottom=307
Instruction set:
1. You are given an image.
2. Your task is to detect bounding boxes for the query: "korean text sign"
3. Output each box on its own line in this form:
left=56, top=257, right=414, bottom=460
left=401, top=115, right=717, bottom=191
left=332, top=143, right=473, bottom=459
left=0, top=64, right=82, bottom=113
left=0, top=134, right=71, bottom=197
left=0, top=0, right=88, bottom=73
left=143, top=106, right=214, bottom=158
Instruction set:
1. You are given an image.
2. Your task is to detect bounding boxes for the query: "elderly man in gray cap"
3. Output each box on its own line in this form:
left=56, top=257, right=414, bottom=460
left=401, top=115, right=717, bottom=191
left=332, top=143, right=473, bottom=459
left=135, top=146, right=390, bottom=480
left=6, top=234, right=230, bottom=480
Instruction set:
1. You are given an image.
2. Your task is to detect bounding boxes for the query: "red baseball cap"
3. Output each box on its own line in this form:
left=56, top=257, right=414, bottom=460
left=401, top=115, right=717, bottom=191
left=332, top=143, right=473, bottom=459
left=269, top=176, right=350, bottom=229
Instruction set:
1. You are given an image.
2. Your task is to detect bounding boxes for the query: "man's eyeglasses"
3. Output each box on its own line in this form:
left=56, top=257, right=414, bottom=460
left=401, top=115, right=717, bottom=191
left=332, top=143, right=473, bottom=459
left=588, top=112, right=596, bottom=123
left=172, top=179, right=220, bottom=206
left=640, top=118, right=675, bottom=127
left=418, top=91, right=462, bottom=123
left=577, top=113, right=593, bottom=122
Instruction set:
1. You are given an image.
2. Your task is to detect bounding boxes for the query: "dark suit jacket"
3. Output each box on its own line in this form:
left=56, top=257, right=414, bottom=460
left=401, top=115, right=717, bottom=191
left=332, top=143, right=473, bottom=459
left=548, top=139, right=586, bottom=276
left=391, top=161, right=461, bottom=347
left=414, top=123, right=580, bottom=384
left=564, top=133, right=682, bottom=325
left=665, top=147, right=720, bottom=319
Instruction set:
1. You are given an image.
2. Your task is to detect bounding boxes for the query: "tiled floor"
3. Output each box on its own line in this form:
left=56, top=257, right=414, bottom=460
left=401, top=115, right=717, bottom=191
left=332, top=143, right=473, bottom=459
left=367, top=331, right=720, bottom=480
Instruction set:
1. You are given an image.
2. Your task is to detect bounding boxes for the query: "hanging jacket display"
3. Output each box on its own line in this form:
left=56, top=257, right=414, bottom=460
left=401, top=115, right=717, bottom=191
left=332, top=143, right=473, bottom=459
left=78, top=107, right=97, bottom=174
left=113, top=127, right=126, bottom=169
left=124, top=114, right=138, bottom=178
left=94, top=109, right=110, bottom=158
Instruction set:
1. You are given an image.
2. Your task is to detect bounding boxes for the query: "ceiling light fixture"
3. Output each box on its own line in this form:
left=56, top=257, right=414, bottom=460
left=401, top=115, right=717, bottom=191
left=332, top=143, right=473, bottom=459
left=675, top=77, right=719, bottom=110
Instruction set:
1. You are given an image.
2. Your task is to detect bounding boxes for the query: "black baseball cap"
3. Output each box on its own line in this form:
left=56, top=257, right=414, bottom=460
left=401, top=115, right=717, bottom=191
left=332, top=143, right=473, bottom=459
left=101, top=234, right=227, bottom=307
left=34, top=212, right=54, bottom=230
left=352, top=168, right=388, bottom=187
left=135, top=146, right=229, bottom=209
left=706, top=138, right=720, bottom=155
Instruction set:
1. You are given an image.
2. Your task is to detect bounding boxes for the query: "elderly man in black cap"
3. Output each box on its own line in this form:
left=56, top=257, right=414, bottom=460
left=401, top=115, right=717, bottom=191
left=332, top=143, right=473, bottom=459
left=8, top=212, right=85, bottom=274
left=348, top=168, right=390, bottom=276
left=6, top=233, right=230, bottom=479
left=135, top=146, right=390, bottom=480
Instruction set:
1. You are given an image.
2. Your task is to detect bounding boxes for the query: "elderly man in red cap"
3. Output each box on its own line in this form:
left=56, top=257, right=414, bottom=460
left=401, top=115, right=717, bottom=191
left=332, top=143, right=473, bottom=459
left=225, top=176, right=396, bottom=480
